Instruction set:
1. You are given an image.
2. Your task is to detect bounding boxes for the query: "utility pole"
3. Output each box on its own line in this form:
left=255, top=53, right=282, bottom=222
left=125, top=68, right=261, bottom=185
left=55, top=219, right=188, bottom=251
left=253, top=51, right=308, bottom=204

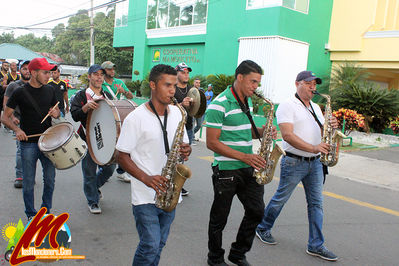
left=90, top=0, right=95, bottom=65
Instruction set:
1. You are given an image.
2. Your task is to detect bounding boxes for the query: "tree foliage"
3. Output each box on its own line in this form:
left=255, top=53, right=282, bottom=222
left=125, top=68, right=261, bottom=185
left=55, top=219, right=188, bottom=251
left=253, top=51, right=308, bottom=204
left=2, top=8, right=132, bottom=75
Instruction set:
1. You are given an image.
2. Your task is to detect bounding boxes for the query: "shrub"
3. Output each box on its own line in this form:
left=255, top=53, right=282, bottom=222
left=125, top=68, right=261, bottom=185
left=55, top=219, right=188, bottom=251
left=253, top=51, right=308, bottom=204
left=390, top=116, right=399, bottom=135
left=332, top=108, right=365, bottom=135
left=206, top=74, right=235, bottom=96
left=126, top=80, right=142, bottom=96
left=331, top=81, right=399, bottom=133
left=329, top=63, right=399, bottom=133
left=139, top=73, right=151, bottom=97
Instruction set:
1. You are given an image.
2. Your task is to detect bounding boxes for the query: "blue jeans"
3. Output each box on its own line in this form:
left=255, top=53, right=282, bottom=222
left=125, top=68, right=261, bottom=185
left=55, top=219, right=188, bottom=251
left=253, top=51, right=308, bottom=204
left=132, top=204, right=175, bottom=266
left=81, top=153, right=115, bottom=205
left=186, top=128, right=194, bottom=145
left=20, top=142, right=56, bottom=218
left=193, top=115, right=204, bottom=135
left=257, top=156, right=325, bottom=251
left=16, top=140, right=22, bottom=178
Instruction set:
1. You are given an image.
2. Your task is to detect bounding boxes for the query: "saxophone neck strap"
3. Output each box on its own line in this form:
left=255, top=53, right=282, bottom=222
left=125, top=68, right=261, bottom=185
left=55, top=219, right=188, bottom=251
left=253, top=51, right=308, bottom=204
left=148, top=100, right=170, bottom=155
left=295, top=93, right=323, bottom=129
left=231, top=86, right=261, bottom=143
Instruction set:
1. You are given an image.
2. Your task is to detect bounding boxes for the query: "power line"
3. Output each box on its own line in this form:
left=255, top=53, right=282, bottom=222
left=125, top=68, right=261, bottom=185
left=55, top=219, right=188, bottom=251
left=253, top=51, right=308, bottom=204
left=22, top=0, right=125, bottom=28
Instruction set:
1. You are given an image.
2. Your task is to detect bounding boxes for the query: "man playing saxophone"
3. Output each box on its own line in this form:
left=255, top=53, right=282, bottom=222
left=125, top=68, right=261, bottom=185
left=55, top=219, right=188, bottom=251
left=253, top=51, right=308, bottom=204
left=205, top=60, right=277, bottom=266
left=256, top=71, right=339, bottom=261
left=116, top=64, right=191, bottom=266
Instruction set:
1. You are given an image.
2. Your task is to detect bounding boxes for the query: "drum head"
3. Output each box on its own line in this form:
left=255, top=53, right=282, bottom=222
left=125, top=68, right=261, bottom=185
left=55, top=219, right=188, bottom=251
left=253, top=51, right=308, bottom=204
left=38, top=122, right=74, bottom=152
left=87, top=100, right=118, bottom=165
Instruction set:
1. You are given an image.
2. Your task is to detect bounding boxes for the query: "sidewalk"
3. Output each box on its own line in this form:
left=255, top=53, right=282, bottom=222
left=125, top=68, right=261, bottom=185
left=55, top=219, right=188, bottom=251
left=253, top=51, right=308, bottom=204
left=195, top=127, right=399, bottom=191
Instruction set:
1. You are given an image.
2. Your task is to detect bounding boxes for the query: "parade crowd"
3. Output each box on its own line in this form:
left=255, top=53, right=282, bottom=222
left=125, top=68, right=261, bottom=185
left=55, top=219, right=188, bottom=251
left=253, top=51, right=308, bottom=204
left=1, top=58, right=339, bottom=265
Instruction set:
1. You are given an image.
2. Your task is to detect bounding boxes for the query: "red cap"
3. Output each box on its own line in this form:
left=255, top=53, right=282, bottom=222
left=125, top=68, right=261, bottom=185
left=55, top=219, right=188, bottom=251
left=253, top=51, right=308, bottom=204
left=28, top=58, right=57, bottom=72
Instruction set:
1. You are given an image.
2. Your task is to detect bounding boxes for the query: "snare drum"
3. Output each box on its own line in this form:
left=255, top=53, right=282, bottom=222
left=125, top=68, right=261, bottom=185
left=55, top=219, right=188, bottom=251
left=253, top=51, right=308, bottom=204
left=86, top=99, right=137, bottom=165
left=38, top=122, right=88, bottom=170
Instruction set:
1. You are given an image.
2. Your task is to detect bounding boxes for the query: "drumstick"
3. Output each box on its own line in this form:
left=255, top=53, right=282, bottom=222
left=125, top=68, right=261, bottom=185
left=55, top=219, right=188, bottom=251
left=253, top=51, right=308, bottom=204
left=13, top=132, right=54, bottom=140
left=41, top=101, right=60, bottom=124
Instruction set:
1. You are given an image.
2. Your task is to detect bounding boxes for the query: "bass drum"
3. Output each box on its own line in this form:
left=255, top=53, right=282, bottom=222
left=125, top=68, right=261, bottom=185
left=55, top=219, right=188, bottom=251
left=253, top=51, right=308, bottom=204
left=86, top=99, right=137, bottom=165
left=38, top=122, right=87, bottom=170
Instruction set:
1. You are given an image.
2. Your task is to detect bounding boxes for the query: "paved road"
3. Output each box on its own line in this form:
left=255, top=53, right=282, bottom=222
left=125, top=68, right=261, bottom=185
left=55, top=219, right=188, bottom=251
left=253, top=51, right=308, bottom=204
left=0, top=124, right=398, bottom=266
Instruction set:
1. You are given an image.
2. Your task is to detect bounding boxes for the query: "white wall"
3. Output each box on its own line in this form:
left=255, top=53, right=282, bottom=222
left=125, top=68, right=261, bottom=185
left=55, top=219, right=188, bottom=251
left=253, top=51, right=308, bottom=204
left=237, top=36, right=309, bottom=103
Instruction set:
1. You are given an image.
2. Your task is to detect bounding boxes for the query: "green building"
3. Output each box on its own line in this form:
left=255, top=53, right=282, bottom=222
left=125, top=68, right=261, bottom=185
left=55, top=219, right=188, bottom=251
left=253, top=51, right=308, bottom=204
left=113, top=0, right=333, bottom=102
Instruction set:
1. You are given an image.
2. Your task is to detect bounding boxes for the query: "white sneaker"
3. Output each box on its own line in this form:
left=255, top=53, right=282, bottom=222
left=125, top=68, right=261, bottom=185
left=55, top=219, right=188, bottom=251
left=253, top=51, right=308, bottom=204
left=117, top=172, right=131, bottom=183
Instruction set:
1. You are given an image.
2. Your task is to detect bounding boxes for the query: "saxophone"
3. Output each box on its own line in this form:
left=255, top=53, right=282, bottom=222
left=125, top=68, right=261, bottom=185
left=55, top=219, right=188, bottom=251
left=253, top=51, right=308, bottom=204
left=313, top=91, right=347, bottom=167
left=155, top=97, right=192, bottom=212
left=253, top=92, right=285, bottom=185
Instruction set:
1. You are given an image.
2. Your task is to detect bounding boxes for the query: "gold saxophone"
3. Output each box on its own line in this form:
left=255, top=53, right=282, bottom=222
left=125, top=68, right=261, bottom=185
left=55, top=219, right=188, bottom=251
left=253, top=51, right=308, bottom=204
left=155, top=97, right=192, bottom=212
left=253, top=92, right=285, bottom=185
left=313, top=91, right=346, bottom=167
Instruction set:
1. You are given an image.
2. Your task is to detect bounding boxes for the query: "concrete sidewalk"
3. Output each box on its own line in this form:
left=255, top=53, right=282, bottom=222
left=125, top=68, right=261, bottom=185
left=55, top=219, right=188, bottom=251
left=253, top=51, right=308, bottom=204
left=195, top=127, right=399, bottom=191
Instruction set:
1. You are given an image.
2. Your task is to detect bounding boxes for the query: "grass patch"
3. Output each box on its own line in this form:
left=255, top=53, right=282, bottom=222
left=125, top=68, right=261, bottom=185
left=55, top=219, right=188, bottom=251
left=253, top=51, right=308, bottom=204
left=341, top=142, right=379, bottom=152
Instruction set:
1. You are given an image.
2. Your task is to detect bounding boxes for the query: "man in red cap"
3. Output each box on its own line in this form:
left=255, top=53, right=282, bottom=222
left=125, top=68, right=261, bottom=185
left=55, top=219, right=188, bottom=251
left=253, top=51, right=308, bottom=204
left=1, top=57, right=60, bottom=220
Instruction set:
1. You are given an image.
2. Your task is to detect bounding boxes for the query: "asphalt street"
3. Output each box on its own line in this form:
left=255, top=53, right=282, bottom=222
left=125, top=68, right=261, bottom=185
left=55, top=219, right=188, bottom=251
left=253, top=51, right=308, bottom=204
left=0, top=117, right=398, bottom=266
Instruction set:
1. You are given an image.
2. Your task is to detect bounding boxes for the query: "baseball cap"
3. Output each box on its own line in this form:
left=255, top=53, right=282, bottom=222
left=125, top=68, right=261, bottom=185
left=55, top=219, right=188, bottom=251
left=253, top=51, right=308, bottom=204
left=296, top=71, right=322, bottom=84
left=28, top=58, right=57, bottom=72
left=175, top=62, right=192, bottom=72
left=20, top=60, right=30, bottom=69
left=88, top=64, right=105, bottom=74
left=101, top=61, right=116, bottom=69
left=208, top=83, right=212, bottom=87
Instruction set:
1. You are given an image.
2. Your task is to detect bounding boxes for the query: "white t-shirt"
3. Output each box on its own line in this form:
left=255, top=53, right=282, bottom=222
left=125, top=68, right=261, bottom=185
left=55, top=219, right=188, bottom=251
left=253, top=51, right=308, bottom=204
left=276, top=97, right=325, bottom=157
left=116, top=103, right=189, bottom=205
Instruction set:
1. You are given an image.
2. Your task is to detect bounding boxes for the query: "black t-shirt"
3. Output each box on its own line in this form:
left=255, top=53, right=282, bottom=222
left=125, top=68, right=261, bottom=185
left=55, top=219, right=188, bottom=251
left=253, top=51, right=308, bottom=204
left=174, top=85, right=193, bottom=130
left=7, top=82, right=57, bottom=143
left=48, top=80, right=68, bottom=111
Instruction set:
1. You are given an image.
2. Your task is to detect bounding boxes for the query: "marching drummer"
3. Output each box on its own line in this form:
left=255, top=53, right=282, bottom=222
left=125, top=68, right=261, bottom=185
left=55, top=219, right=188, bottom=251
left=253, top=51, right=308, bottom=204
left=70, top=64, right=116, bottom=214
left=1, top=58, right=60, bottom=220
left=101, top=60, right=133, bottom=183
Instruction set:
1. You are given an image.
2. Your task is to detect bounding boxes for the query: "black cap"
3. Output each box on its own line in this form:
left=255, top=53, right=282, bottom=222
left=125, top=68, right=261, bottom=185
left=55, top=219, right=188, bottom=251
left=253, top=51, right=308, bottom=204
left=88, top=64, right=105, bottom=74
left=296, top=71, right=322, bottom=84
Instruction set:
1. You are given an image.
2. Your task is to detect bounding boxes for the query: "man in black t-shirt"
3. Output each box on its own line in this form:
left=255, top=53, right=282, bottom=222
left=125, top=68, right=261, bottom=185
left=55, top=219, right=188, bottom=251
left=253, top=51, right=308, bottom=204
left=0, top=61, right=10, bottom=125
left=48, top=68, right=69, bottom=116
left=1, top=58, right=60, bottom=219
left=174, top=62, right=194, bottom=197
left=3, top=60, right=31, bottom=189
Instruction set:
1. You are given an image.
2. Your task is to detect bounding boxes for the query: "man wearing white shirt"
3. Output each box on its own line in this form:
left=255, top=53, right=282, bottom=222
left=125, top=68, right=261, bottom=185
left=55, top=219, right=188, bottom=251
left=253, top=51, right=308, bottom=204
left=116, top=64, right=191, bottom=266
left=256, top=71, right=339, bottom=262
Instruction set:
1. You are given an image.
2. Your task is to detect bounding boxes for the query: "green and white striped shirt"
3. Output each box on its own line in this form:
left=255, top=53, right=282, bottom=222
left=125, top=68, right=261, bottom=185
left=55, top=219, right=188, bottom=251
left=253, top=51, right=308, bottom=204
left=205, top=87, right=254, bottom=170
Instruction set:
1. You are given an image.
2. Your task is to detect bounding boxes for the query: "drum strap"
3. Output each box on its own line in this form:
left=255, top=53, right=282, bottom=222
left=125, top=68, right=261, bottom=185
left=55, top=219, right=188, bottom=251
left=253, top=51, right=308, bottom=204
left=148, top=101, right=170, bottom=155
left=22, top=89, right=46, bottom=118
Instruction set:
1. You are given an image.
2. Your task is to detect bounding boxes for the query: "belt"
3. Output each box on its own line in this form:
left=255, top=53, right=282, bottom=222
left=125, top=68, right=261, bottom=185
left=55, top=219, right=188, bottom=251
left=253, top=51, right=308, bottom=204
left=285, top=152, right=320, bottom=162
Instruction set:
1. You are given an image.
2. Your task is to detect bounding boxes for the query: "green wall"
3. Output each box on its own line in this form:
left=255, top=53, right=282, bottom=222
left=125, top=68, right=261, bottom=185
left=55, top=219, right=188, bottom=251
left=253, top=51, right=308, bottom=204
left=114, top=0, right=333, bottom=81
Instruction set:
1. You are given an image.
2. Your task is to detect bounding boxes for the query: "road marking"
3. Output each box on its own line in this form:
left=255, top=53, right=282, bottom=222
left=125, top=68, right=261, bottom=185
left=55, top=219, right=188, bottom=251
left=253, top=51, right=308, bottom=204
left=198, top=156, right=399, bottom=217
left=322, top=191, right=399, bottom=217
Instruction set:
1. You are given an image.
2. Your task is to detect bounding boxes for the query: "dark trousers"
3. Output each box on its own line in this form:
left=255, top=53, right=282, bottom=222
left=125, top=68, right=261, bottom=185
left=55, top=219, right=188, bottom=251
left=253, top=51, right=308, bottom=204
left=208, top=166, right=265, bottom=263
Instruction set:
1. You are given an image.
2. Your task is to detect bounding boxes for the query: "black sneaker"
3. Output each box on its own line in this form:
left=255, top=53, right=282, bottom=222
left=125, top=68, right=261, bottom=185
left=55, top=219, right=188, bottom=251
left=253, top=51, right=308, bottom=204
left=181, top=188, right=189, bottom=196
left=88, top=203, right=101, bottom=214
left=306, top=246, right=338, bottom=261
left=207, top=258, right=228, bottom=266
left=255, top=228, right=277, bottom=245
left=228, top=255, right=251, bottom=266
left=14, top=178, right=23, bottom=188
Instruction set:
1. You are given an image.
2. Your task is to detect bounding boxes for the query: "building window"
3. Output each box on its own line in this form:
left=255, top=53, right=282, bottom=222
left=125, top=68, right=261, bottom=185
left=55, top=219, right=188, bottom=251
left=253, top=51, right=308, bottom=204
left=146, top=0, right=208, bottom=30
left=115, top=0, right=130, bottom=27
left=247, top=0, right=309, bottom=13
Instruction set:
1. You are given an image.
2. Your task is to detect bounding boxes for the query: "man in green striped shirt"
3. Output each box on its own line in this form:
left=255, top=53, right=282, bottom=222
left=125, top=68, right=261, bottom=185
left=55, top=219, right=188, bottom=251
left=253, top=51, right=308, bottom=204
left=205, top=60, right=273, bottom=266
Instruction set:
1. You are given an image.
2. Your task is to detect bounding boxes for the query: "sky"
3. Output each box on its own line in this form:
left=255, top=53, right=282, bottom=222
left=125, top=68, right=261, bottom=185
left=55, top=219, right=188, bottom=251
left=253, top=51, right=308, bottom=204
left=0, top=0, right=113, bottom=38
